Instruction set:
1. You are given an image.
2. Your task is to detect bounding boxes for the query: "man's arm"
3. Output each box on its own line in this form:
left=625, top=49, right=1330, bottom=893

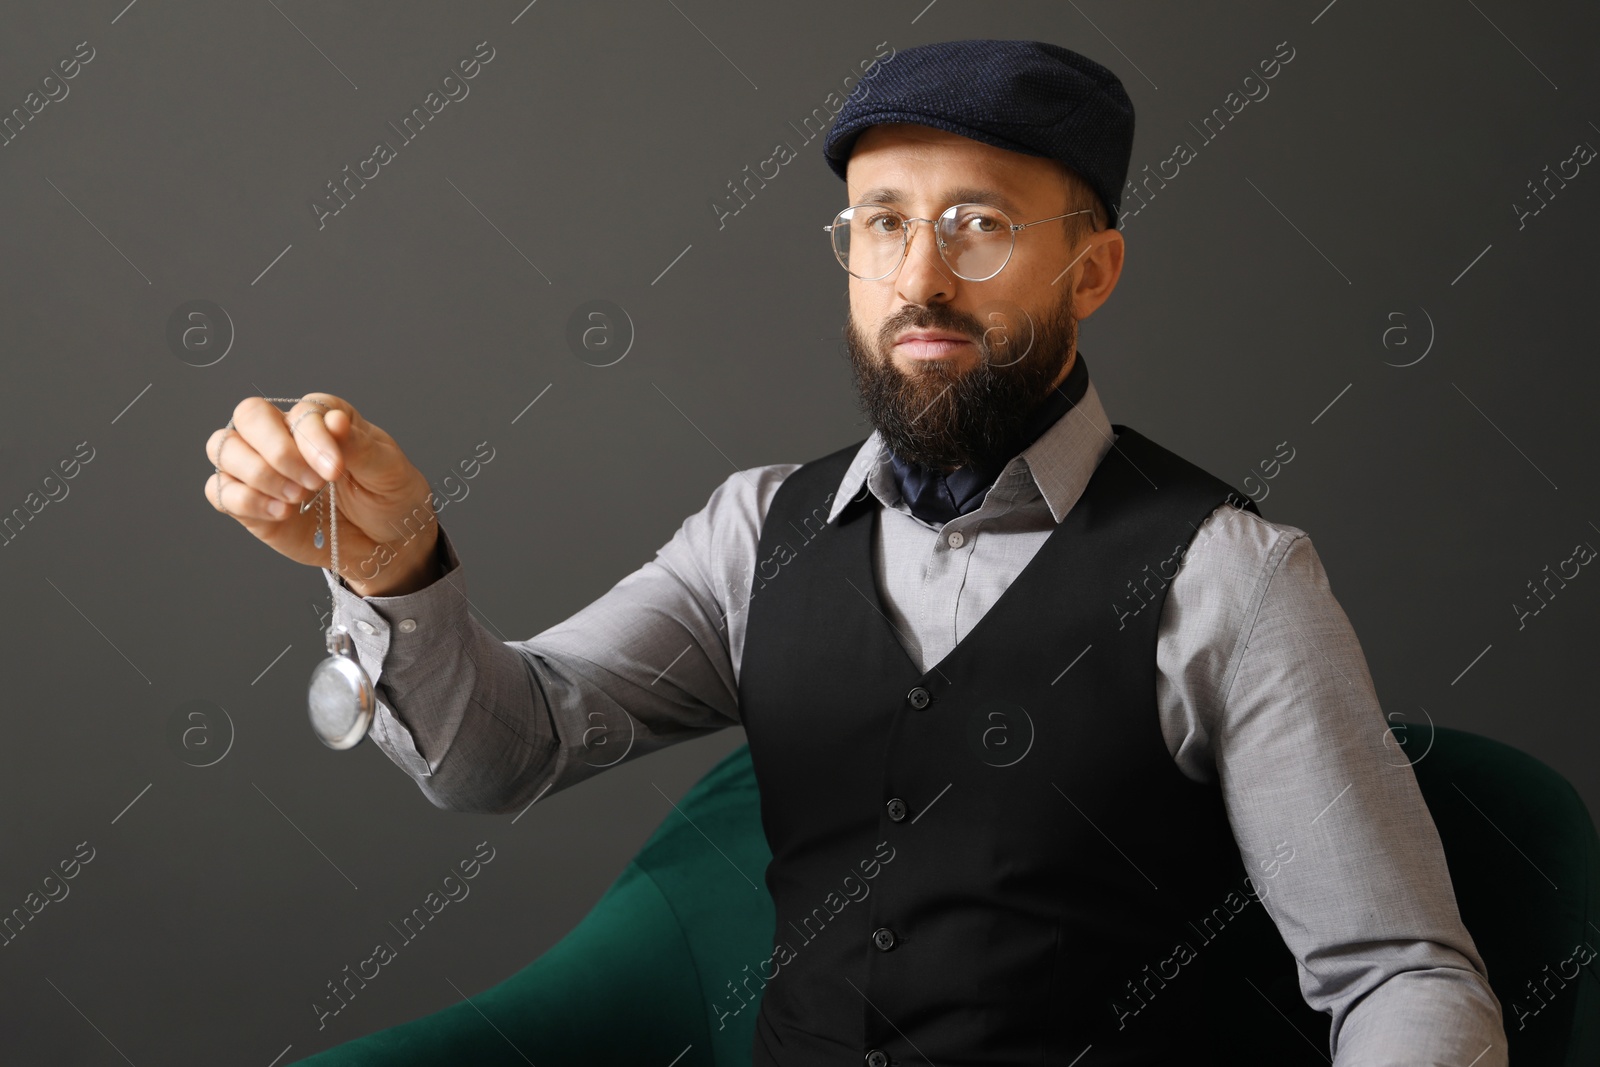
left=1163, top=505, right=1508, bottom=1065
left=319, top=464, right=795, bottom=813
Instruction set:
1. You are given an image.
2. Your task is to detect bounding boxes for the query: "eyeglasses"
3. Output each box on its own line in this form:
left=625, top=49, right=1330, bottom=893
left=823, top=202, right=1098, bottom=282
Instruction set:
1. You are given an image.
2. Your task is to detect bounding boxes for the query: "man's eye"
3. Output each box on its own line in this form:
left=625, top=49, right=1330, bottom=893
left=866, top=213, right=901, bottom=233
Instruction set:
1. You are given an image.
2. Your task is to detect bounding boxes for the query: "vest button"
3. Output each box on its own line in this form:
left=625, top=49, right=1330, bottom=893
left=906, top=686, right=931, bottom=709
left=872, top=926, right=896, bottom=951
left=865, top=1051, right=889, bottom=1067
left=885, top=798, right=907, bottom=822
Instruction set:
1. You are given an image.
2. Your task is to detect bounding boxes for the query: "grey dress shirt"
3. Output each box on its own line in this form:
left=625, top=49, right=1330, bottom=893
left=322, top=375, right=1507, bottom=1064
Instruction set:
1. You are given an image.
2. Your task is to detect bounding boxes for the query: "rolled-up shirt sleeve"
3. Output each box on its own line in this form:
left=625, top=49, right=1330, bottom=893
left=319, top=465, right=787, bottom=814
left=1171, top=507, right=1508, bottom=1063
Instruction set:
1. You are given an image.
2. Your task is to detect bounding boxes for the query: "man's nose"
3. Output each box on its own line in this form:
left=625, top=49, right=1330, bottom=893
left=894, top=219, right=956, bottom=305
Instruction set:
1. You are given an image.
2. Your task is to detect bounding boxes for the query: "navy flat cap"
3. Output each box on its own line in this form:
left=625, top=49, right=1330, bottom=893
left=823, top=39, right=1135, bottom=229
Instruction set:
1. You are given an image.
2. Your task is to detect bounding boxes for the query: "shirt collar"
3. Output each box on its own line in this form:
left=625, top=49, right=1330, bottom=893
left=828, top=352, right=1116, bottom=526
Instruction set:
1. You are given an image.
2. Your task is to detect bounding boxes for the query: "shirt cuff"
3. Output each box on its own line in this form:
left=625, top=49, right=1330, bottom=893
left=320, top=523, right=465, bottom=778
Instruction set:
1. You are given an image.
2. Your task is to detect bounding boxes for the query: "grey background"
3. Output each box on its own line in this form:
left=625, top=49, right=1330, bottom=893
left=0, top=0, right=1595, bottom=1062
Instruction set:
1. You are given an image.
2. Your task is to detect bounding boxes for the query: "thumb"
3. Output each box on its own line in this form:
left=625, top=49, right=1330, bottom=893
left=325, top=407, right=353, bottom=447
left=321, top=408, right=367, bottom=478
left=319, top=407, right=401, bottom=491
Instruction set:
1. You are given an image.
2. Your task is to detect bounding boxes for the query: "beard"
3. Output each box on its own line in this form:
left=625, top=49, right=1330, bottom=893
left=842, top=286, right=1079, bottom=472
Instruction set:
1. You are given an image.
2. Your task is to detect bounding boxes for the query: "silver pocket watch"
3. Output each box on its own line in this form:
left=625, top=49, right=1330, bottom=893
left=308, top=622, right=375, bottom=749
left=299, top=452, right=374, bottom=750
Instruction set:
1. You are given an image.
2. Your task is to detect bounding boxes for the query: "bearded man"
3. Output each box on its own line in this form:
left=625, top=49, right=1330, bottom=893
left=207, top=38, right=1507, bottom=1067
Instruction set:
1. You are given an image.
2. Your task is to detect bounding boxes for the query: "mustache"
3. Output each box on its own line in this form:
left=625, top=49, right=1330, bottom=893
left=877, top=306, right=983, bottom=349
left=875, top=302, right=1043, bottom=370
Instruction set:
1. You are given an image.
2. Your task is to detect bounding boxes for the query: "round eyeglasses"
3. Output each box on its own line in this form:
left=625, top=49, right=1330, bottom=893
left=824, top=202, right=1098, bottom=282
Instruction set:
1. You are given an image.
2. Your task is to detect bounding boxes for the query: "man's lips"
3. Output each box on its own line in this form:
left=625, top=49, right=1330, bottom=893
left=893, top=331, right=976, bottom=360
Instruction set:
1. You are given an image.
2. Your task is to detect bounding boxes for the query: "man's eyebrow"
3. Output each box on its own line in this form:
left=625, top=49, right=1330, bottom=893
left=853, top=186, right=1026, bottom=217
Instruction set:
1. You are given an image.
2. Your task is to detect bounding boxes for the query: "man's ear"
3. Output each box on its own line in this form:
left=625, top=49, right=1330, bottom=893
left=1068, top=228, right=1126, bottom=321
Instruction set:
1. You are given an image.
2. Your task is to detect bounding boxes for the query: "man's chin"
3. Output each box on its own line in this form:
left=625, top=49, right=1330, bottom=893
left=884, top=347, right=972, bottom=379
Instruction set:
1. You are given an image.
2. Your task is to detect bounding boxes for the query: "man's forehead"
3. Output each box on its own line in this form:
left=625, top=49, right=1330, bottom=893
left=846, top=124, right=1066, bottom=207
left=850, top=182, right=1029, bottom=217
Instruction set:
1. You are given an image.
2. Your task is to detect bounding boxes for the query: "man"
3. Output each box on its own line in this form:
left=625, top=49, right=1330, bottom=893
left=207, top=38, right=1506, bottom=1066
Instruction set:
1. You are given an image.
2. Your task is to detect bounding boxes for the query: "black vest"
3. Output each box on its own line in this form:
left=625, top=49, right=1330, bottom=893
left=737, top=425, right=1261, bottom=1066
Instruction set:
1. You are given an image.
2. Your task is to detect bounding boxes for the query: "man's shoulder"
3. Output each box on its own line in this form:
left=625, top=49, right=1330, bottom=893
left=662, top=448, right=850, bottom=562
left=647, top=449, right=865, bottom=615
left=1186, top=501, right=1308, bottom=568
left=1172, top=500, right=1317, bottom=625
left=1157, top=504, right=1322, bottom=701
left=1107, top=424, right=1253, bottom=506
left=704, top=460, right=806, bottom=532
left=705, top=436, right=872, bottom=526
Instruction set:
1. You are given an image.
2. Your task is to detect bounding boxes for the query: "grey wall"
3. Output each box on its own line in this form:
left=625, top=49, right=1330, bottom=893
left=0, top=0, right=1594, bottom=1062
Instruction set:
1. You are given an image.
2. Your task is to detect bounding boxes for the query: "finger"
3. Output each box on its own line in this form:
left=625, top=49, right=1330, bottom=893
left=207, top=425, right=311, bottom=506
left=231, top=396, right=325, bottom=493
left=288, top=392, right=363, bottom=482
left=208, top=469, right=297, bottom=522
left=293, top=395, right=403, bottom=493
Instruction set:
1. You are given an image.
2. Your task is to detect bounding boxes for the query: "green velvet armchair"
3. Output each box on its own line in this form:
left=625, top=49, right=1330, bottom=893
left=292, top=726, right=1600, bottom=1065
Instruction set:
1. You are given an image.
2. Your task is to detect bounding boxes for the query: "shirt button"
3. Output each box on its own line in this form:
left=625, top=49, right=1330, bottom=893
left=946, top=530, right=965, bottom=548
left=865, top=1051, right=889, bottom=1067
left=906, top=686, right=931, bottom=710
left=398, top=618, right=417, bottom=633
left=872, top=927, right=896, bottom=951
left=886, top=798, right=907, bottom=822
left=355, top=620, right=376, bottom=635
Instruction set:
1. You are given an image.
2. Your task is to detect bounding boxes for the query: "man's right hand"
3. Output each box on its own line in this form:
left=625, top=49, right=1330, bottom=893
left=204, top=393, right=441, bottom=597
